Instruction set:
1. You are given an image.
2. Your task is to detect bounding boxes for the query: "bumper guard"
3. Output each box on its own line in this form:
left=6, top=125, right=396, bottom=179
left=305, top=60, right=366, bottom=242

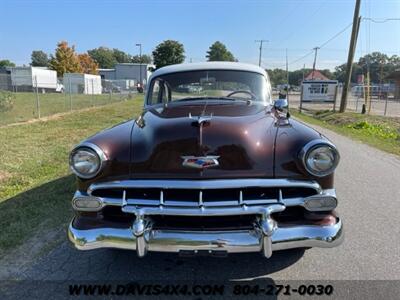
left=68, top=213, right=343, bottom=258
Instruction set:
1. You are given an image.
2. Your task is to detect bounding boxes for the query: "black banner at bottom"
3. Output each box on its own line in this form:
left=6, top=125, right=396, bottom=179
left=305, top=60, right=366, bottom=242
left=1, top=280, right=399, bottom=299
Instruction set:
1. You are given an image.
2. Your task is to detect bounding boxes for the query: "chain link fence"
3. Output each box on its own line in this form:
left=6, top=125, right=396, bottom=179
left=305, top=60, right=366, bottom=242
left=0, top=73, right=139, bottom=126
left=282, top=86, right=400, bottom=118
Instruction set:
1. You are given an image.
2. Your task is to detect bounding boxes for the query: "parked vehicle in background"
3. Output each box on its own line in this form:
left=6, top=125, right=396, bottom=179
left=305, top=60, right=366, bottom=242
left=55, top=82, right=64, bottom=93
left=10, top=66, right=58, bottom=92
left=137, top=82, right=144, bottom=93
left=68, top=62, right=343, bottom=258
left=102, top=83, right=122, bottom=94
left=351, top=84, right=395, bottom=99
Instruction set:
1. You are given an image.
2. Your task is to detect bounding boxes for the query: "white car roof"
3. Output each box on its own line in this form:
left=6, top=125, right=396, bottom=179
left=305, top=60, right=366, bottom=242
left=150, top=62, right=267, bottom=79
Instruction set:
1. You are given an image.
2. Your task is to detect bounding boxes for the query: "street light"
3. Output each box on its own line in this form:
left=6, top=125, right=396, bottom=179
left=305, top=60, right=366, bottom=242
left=135, top=43, right=142, bottom=92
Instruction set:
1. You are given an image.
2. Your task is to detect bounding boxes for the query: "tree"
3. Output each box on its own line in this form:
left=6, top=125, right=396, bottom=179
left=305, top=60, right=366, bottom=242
left=288, top=69, right=309, bottom=86
left=334, top=63, right=361, bottom=83
left=131, top=54, right=152, bottom=64
left=49, top=41, right=82, bottom=76
left=388, top=55, right=400, bottom=69
left=78, top=53, right=99, bottom=74
left=112, top=48, right=132, bottom=63
left=31, top=50, right=49, bottom=67
left=152, top=40, right=185, bottom=69
left=358, top=52, right=387, bottom=83
left=319, top=69, right=333, bottom=79
left=88, top=47, right=117, bottom=69
left=206, top=41, right=236, bottom=62
left=266, top=69, right=287, bottom=87
left=0, top=59, right=15, bottom=68
left=88, top=47, right=135, bottom=68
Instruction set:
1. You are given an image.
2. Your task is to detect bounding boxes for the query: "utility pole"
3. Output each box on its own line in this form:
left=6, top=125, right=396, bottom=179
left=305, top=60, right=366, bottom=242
left=302, top=63, right=305, bottom=82
left=339, top=0, right=362, bottom=113
left=311, top=47, right=320, bottom=80
left=135, top=43, right=142, bottom=91
left=255, top=40, right=268, bottom=67
left=286, top=48, right=289, bottom=102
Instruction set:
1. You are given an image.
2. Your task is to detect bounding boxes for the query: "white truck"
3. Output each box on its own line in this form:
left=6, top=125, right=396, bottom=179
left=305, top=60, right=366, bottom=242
left=10, top=67, right=58, bottom=92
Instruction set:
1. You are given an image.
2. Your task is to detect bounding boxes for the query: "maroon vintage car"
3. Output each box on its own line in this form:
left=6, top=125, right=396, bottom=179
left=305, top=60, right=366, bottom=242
left=68, top=62, right=343, bottom=258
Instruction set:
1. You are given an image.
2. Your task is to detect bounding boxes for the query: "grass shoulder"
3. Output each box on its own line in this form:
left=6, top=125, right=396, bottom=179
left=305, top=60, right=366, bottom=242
left=291, top=109, right=400, bottom=156
left=0, top=97, right=143, bottom=257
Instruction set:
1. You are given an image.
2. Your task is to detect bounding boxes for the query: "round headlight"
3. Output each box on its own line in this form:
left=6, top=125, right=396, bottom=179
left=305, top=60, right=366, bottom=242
left=300, top=140, right=340, bottom=177
left=70, top=144, right=106, bottom=179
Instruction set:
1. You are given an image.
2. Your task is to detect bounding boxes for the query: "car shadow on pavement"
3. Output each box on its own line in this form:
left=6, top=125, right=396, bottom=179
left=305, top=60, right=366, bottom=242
left=87, top=248, right=306, bottom=281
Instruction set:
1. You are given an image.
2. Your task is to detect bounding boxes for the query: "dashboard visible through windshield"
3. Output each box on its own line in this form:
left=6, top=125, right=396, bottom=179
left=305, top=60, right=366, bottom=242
left=147, top=70, right=272, bottom=106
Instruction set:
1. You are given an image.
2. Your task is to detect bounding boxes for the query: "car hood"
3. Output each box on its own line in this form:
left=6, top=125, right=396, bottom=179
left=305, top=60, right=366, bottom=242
left=130, top=101, right=277, bottom=178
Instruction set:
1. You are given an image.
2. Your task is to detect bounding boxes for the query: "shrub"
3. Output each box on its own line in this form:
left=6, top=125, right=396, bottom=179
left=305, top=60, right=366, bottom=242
left=0, top=90, right=14, bottom=112
left=347, top=120, right=399, bottom=140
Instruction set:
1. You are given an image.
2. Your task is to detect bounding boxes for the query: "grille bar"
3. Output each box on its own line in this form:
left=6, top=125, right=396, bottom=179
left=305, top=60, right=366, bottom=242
left=88, top=179, right=321, bottom=192
left=121, top=189, right=281, bottom=208
left=88, top=179, right=321, bottom=210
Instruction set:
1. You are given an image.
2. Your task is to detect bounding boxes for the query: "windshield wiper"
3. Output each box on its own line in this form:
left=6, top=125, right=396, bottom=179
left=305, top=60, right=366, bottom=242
left=173, top=96, right=254, bottom=106
left=174, top=97, right=209, bottom=102
left=206, top=97, right=253, bottom=105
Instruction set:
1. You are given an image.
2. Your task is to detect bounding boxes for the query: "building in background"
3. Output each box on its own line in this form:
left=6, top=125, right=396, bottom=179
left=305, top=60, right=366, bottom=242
left=63, top=73, right=102, bottom=94
left=99, top=63, right=154, bottom=86
left=304, top=70, right=330, bottom=81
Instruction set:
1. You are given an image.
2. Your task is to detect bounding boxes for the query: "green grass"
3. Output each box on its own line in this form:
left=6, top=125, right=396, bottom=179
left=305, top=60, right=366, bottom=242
left=291, top=109, right=400, bottom=156
left=0, top=96, right=143, bottom=257
left=0, top=91, right=134, bottom=126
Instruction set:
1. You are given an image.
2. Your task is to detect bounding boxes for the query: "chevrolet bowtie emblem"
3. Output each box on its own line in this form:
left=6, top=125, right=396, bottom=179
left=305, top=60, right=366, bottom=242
left=181, top=156, right=220, bottom=169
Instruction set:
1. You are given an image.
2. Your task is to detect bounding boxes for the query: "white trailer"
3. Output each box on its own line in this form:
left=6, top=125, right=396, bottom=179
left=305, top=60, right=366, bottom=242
left=63, top=73, right=102, bottom=94
left=10, top=67, right=58, bottom=91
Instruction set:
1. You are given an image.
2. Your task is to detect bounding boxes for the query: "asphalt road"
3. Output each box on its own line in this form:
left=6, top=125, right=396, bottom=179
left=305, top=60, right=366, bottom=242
left=1, top=123, right=400, bottom=298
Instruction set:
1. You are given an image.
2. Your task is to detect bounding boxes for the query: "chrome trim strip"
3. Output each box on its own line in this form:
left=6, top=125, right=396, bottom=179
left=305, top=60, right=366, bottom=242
left=72, top=188, right=336, bottom=213
left=68, top=217, right=343, bottom=255
left=87, top=179, right=322, bottom=194
left=121, top=203, right=285, bottom=217
left=280, top=189, right=337, bottom=210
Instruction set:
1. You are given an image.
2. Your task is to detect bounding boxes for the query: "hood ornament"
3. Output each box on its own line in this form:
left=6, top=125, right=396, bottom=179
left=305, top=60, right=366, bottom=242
left=181, top=156, right=220, bottom=169
left=188, top=112, right=213, bottom=125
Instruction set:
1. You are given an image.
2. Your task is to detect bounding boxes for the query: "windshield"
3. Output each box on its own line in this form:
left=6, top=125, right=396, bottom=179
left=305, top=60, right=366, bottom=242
left=147, top=70, right=271, bottom=105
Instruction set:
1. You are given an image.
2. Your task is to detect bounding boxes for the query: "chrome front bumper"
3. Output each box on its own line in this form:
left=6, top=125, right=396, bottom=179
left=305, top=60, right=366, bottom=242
left=68, top=179, right=343, bottom=257
left=68, top=215, right=343, bottom=258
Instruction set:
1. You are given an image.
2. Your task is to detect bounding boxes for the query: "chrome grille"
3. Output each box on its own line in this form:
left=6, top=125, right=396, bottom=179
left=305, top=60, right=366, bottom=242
left=89, top=179, right=321, bottom=209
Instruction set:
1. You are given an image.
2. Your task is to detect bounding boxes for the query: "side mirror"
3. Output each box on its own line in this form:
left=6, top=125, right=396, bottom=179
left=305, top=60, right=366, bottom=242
left=273, top=99, right=290, bottom=119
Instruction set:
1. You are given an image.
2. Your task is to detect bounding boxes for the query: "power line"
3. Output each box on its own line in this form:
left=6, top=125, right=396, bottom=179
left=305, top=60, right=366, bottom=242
left=319, top=22, right=353, bottom=49
left=362, top=17, right=400, bottom=23
left=274, top=21, right=354, bottom=69
left=268, top=16, right=399, bottom=69
left=275, top=50, right=314, bottom=68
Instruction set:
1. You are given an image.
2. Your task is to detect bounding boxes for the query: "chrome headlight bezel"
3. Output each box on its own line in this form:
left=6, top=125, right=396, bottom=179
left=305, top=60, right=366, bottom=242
left=299, top=139, right=340, bottom=177
left=69, top=142, right=107, bottom=179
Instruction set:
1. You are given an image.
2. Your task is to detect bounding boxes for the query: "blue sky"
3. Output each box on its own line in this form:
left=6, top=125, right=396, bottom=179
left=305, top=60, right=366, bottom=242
left=0, top=0, right=399, bottom=70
